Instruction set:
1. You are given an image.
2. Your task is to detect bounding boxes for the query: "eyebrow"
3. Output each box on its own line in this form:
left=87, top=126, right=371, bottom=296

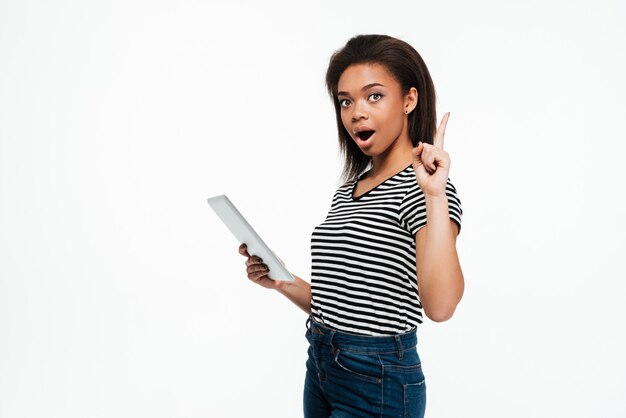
left=337, top=83, right=385, bottom=97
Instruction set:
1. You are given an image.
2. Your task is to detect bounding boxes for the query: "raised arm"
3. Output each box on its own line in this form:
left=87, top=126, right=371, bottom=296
left=411, top=112, right=464, bottom=322
left=415, top=208, right=464, bottom=322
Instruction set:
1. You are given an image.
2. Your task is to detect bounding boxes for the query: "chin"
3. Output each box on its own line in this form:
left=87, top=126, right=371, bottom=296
left=362, top=150, right=378, bottom=157
left=353, top=141, right=377, bottom=156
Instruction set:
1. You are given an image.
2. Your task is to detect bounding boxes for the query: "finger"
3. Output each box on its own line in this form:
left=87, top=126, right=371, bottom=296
left=249, top=272, right=268, bottom=282
left=422, top=147, right=437, bottom=172
left=248, top=268, right=270, bottom=282
left=247, top=263, right=268, bottom=275
left=245, top=255, right=263, bottom=267
left=434, top=112, right=450, bottom=149
left=426, top=157, right=437, bottom=173
left=412, top=142, right=424, bottom=165
left=239, top=243, right=251, bottom=257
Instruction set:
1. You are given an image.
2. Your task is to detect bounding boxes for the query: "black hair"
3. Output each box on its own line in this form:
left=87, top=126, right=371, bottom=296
left=325, top=34, right=437, bottom=183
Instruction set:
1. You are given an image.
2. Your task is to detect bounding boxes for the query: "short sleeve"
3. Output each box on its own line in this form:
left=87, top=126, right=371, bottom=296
left=399, top=178, right=463, bottom=236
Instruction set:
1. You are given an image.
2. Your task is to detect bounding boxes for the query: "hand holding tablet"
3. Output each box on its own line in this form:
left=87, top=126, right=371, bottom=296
left=238, top=243, right=284, bottom=289
left=207, top=194, right=295, bottom=282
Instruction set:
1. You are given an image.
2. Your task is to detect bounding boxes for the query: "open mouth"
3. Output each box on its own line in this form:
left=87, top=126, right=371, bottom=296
left=357, top=130, right=375, bottom=141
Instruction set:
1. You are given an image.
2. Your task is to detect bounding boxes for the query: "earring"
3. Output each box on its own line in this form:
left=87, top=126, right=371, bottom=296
left=405, top=109, right=409, bottom=114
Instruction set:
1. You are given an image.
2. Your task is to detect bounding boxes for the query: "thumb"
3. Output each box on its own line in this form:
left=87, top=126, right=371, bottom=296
left=412, top=142, right=424, bottom=165
left=239, top=243, right=251, bottom=258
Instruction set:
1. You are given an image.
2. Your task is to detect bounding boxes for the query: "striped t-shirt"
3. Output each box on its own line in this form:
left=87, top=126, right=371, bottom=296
left=310, top=163, right=463, bottom=336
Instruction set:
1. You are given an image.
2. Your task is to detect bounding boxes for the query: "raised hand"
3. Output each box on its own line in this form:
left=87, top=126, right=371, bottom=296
left=411, top=112, right=452, bottom=197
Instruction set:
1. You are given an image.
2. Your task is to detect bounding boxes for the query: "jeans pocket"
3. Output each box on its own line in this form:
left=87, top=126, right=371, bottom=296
left=378, top=349, right=425, bottom=417
left=379, top=348, right=422, bottom=372
left=403, top=380, right=426, bottom=418
left=333, top=349, right=382, bottom=384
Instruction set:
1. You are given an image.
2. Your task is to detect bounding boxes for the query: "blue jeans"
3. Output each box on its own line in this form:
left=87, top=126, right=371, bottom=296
left=303, top=316, right=426, bottom=418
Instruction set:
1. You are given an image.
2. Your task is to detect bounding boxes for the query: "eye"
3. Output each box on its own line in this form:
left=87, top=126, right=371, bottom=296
left=369, top=92, right=383, bottom=101
left=339, top=98, right=350, bottom=108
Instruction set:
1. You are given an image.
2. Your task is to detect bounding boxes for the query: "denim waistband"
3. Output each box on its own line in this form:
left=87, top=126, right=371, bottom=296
left=305, top=315, right=417, bottom=357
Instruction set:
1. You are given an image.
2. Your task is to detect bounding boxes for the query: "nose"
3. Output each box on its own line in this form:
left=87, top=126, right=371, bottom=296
left=350, top=99, right=369, bottom=122
left=352, top=113, right=366, bottom=122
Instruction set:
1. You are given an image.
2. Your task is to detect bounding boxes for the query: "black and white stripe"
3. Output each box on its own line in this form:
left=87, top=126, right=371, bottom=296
left=310, top=164, right=462, bottom=336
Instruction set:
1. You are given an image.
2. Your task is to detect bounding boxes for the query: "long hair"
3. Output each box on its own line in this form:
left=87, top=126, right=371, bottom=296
left=325, top=34, right=437, bottom=184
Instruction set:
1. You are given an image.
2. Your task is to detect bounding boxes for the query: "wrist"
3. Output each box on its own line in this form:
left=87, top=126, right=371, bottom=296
left=275, top=278, right=294, bottom=293
left=424, top=192, right=448, bottom=202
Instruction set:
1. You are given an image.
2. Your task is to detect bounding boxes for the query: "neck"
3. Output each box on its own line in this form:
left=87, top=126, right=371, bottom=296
left=369, top=135, right=414, bottom=178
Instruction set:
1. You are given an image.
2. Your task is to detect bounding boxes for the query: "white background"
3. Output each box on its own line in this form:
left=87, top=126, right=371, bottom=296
left=1, top=1, right=625, bottom=417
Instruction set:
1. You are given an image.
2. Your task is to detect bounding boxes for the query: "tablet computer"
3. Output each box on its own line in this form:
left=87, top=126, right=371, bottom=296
left=207, top=194, right=295, bottom=281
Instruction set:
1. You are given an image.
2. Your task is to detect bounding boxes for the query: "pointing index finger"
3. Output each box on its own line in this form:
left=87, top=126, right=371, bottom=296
left=434, top=112, right=450, bottom=149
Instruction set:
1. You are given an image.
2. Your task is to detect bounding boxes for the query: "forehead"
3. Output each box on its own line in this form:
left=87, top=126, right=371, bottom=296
left=337, top=63, right=399, bottom=92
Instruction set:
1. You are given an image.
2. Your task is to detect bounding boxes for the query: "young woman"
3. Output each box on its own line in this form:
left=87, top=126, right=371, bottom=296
left=238, top=34, right=463, bottom=418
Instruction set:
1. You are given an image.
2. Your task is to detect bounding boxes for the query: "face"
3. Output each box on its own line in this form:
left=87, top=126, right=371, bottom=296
left=337, top=63, right=416, bottom=158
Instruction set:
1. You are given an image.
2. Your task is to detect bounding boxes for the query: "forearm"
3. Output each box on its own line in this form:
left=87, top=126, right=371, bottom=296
left=418, top=195, right=464, bottom=321
left=275, top=273, right=312, bottom=315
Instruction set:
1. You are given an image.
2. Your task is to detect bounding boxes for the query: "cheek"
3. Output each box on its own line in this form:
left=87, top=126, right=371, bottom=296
left=380, top=109, right=404, bottom=136
left=341, top=113, right=352, bottom=135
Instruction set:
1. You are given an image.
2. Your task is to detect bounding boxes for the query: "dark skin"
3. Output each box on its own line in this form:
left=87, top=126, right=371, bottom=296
left=238, top=62, right=463, bottom=321
left=238, top=244, right=277, bottom=290
left=238, top=242, right=311, bottom=314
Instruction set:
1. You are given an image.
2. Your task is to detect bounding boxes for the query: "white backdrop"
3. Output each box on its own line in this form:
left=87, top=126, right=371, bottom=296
left=1, top=1, right=625, bottom=417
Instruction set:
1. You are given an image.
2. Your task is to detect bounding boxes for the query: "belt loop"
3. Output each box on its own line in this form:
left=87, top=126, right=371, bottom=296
left=395, top=335, right=404, bottom=360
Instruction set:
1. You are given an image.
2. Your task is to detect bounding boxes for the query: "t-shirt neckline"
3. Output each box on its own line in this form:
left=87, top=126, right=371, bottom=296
left=351, top=163, right=412, bottom=201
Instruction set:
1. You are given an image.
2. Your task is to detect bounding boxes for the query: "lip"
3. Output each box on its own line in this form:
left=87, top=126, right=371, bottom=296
left=356, top=131, right=375, bottom=148
left=353, top=125, right=375, bottom=134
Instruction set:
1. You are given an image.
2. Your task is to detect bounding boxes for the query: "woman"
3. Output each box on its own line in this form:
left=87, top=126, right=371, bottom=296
left=239, top=34, right=463, bottom=418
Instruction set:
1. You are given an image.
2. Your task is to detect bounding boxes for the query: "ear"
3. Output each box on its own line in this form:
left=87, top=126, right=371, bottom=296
left=404, top=87, right=418, bottom=113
